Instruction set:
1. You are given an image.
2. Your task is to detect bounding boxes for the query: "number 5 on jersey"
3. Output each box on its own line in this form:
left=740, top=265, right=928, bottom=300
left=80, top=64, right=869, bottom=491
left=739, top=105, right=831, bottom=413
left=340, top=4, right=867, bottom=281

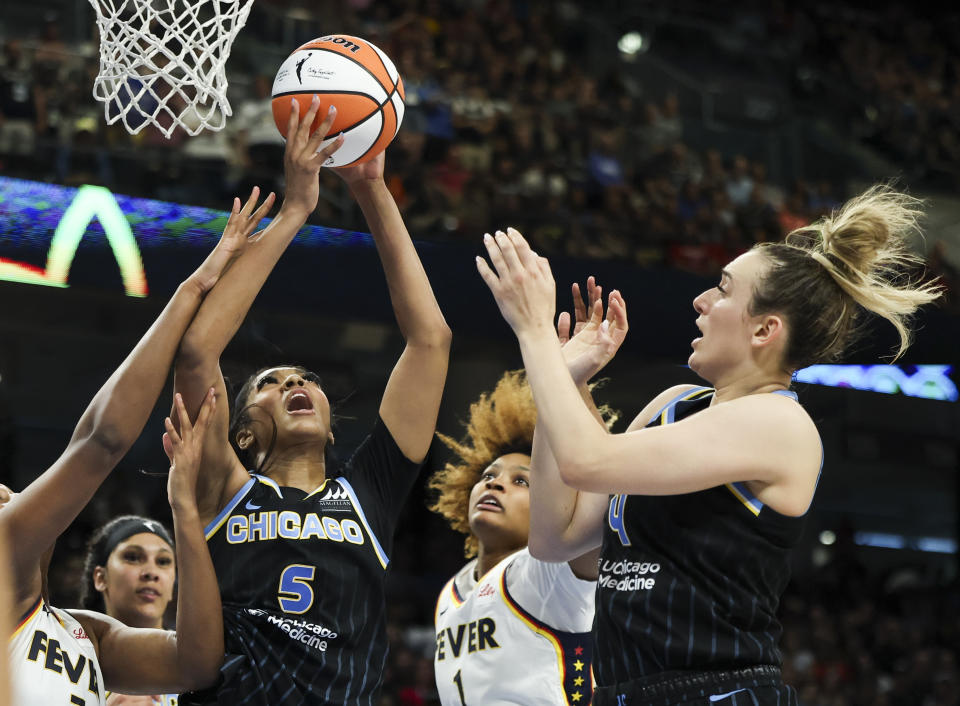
left=278, top=564, right=316, bottom=614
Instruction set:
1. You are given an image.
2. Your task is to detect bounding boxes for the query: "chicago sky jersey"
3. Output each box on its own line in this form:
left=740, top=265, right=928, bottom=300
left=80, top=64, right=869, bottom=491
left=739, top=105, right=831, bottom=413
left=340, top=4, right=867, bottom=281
left=435, top=548, right=595, bottom=706
left=187, top=418, right=422, bottom=706
left=10, top=596, right=106, bottom=706
left=593, top=387, right=816, bottom=687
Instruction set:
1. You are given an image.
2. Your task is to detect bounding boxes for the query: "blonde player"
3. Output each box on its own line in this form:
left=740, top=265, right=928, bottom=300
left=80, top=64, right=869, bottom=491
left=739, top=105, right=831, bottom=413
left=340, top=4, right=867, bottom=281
left=430, top=292, right=620, bottom=706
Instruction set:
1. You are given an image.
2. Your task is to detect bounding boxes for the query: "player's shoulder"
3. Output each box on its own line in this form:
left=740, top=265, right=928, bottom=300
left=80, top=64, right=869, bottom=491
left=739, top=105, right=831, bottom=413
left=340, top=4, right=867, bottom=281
left=627, top=384, right=706, bottom=432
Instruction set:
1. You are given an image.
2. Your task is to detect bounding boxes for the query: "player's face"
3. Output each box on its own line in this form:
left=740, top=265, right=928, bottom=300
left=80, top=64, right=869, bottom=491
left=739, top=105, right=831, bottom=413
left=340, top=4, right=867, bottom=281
left=245, top=366, right=333, bottom=447
left=689, top=250, right=770, bottom=383
left=95, top=532, right=175, bottom=629
left=468, top=453, right=531, bottom=552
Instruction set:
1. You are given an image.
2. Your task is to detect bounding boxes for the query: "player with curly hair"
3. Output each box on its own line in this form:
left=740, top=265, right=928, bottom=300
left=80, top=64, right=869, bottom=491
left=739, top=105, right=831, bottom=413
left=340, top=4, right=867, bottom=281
left=430, top=286, right=619, bottom=706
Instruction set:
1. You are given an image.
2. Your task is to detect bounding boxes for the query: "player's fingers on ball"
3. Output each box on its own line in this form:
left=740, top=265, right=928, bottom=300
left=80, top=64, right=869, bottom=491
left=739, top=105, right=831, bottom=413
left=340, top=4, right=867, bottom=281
left=311, top=133, right=345, bottom=167
left=307, top=105, right=337, bottom=150
left=296, top=94, right=322, bottom=145
left=286, top=97, right=301, bottom=140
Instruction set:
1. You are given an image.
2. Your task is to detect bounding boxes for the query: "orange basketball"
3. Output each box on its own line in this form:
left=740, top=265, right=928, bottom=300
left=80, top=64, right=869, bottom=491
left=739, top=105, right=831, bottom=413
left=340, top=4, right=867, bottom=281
left=271, top=35, right=405, bottom=167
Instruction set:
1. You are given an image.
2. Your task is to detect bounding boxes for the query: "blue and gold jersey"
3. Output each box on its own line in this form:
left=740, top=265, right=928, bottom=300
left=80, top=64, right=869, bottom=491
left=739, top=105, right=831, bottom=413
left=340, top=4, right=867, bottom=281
left=185, top=417, right=422, bottom=706
left=593, top=387, right=818, bottom=687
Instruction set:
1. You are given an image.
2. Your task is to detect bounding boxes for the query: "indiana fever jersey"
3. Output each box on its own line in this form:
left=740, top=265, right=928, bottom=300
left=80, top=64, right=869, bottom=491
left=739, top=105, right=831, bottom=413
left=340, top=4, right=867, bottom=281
left=434, top=548, right=595, bottom=706
left=9, top=596, right=106, bottom=706
left=593, top=387, right=817, bottom=687
left=192, top=418, right=422, bottom=706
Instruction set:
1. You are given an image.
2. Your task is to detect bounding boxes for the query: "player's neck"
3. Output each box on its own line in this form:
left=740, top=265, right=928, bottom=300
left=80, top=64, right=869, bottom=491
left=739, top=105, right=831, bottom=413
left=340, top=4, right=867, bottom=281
left=474, top=544, right=520, bottom=581
left=260, top=444, right=327, bottom=491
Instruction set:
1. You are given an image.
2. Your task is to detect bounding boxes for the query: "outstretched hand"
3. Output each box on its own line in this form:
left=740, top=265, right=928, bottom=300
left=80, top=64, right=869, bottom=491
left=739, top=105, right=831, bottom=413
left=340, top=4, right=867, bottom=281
left=282, top=95, right=345, bottom=215
left=557, top=278, right=628, bottom=385
left=164, top=389, right=216, bottom=513
left=476, top=227, right=556, bottom=337
left=332, top=149, right=385, bottom=188
left=190, top=187, right=276, bottom=294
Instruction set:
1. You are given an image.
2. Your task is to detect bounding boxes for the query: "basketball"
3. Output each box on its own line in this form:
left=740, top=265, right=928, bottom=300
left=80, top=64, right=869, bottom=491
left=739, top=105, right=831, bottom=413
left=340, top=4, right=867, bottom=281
left=271, top=35, right=405, bottom=167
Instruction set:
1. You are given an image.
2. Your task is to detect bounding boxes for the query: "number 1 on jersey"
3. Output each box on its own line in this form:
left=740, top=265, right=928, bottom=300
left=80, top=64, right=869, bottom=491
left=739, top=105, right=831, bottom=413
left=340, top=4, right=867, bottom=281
left=278, top=564, right=316, bottom=614
left=453, top=668, right=466, bottom=705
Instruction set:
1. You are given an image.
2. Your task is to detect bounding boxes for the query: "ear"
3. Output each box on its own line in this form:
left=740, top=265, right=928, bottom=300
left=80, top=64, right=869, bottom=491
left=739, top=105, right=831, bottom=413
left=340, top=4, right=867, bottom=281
left=236, top=428, right=255, bottom=451
left=93, top=566, right=107, bottom=593
left=751, top=313, right=784, bottom=349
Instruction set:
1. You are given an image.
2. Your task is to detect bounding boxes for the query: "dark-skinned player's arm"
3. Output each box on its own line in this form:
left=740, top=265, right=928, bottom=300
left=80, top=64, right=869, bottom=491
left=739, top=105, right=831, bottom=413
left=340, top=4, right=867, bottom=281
left=333, top=151, right=452, bottom=462
left=74, top=391, right=225, bottom=694
left=174, top=96, right=345, bottom=517
left=0, top=193, right=270, bottom=618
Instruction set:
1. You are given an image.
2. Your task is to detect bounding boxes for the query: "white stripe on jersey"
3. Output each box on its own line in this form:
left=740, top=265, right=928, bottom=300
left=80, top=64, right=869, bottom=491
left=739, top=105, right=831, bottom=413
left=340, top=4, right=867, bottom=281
left=9, top=597, right=106, bottom=706
left=434, top=548, right=594, bottom=706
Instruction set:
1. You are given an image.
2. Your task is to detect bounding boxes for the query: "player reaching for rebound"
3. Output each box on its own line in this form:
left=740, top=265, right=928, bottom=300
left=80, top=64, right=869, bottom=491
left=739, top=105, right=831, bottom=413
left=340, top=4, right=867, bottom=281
left=477, top=186, right=941, bottom=705
left=429, top=358, right=617, bottom=706
left=172, top=96, right=451, bottom=705
left=2, top=190, right=274, bottom=704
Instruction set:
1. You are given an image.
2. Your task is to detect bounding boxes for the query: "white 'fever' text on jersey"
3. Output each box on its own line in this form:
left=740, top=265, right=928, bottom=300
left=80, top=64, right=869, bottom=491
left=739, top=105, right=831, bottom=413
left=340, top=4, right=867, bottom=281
left=9, top=596, right=106, bottom=706
left=434, top=548, right=595, bottom=706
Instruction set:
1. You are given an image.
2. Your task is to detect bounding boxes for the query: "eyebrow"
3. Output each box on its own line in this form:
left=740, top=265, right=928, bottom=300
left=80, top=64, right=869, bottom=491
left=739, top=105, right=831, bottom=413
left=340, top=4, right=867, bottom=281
left=721, top=269, right=733, bottom=281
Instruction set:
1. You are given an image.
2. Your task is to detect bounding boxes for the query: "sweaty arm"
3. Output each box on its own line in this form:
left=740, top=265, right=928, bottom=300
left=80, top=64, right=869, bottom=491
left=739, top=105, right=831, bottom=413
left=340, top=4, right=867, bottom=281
left=344, top=159, right=451, bottom=463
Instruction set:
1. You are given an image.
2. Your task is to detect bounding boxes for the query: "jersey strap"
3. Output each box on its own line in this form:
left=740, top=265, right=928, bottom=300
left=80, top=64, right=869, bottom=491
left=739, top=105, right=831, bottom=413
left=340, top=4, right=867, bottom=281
left=337, top=477, right=390, bottom=569
left=11, top=595, right=43, bottom=640
left=204, top=477, right=256, bottom=540
left=651, top=386, right=714, bottom=425
left=500, top=568, right=593, bottom=706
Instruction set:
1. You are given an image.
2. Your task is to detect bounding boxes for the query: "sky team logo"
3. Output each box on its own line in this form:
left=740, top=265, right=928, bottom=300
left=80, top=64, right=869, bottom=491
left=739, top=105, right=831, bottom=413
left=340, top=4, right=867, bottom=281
left=315, top=484, right=352, bottom=512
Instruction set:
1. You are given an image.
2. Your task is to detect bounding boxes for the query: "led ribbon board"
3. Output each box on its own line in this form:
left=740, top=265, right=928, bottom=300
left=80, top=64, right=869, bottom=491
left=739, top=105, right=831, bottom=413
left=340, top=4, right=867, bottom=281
left=795, top=364, right=957, bottom=402
left=0, top=176, right=371, bottom=298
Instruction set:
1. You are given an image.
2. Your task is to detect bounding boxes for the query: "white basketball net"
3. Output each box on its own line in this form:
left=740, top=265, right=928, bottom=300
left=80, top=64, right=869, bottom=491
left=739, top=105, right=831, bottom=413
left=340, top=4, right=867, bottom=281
left=88, top=0, right=254, bottom=137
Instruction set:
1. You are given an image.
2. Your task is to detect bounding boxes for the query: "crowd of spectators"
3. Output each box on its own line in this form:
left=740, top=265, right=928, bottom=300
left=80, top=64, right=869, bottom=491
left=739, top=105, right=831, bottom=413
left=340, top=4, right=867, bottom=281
left=0, top=1, right=866, bottom=278
left=794, top=4, right=960, bottom=192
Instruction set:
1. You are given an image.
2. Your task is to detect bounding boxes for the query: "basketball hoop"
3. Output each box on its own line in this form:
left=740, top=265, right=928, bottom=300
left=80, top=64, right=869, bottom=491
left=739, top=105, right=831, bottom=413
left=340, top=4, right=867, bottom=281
left=88, top=0, right=254, bottom=138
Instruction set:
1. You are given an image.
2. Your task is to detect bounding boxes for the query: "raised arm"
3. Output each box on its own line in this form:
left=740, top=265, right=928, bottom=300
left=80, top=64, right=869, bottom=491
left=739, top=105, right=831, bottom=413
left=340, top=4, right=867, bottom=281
left=74, top=390, right=224, bottom=694
left=527, top=281, right=627, bottom=574
left=174, top=98, right=344, bottom=513
left=477, top=229, right=821, bottom=511
left=334, top=152, right=451, bottom=462
left=0, top=202, right=262, bottom=610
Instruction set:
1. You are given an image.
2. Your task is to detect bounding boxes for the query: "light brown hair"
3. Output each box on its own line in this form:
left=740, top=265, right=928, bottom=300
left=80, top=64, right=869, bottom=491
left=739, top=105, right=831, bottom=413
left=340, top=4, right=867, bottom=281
left=751, top=184, right=942, bottom=369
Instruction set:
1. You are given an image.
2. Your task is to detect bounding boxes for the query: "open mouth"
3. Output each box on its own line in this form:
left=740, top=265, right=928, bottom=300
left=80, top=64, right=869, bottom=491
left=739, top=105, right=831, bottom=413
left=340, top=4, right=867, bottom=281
left=476, top=493, right=502, bottom=512
left=136, top=587, right=161, bottom=601
left=285, top=389, right=314, bottom=414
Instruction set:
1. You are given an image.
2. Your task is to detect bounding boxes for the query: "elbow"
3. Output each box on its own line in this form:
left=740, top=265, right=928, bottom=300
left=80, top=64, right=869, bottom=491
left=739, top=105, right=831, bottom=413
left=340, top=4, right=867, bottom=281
left=177, top=329, right=220, bottom=372
left=410, top=321, right=452, bottom=351
left=528, top=532, right=578, bottom=563
left=557, top=459, right=591, bottom=490
left=179, top=655, right=224, bottom=692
